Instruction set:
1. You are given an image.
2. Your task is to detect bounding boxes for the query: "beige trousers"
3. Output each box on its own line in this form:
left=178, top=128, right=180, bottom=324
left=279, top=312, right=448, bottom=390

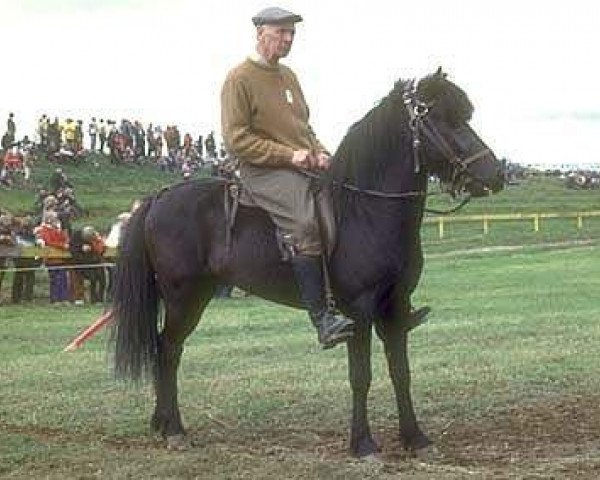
left=240, top=164, right=322, bottom=256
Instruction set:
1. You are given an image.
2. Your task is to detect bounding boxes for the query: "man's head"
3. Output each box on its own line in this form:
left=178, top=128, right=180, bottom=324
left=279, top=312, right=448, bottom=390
left=253, top=7, right=302, bottom=64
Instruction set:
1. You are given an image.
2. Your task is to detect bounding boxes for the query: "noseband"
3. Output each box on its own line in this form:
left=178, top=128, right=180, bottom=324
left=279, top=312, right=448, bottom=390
left=402, top=84, right=490, bottom=192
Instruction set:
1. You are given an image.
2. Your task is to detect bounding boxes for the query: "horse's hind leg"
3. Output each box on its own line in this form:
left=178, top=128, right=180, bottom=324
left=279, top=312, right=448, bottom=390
left=151, top=279, right=215, bottom=445
left=376, top=319, right=431, bottom=453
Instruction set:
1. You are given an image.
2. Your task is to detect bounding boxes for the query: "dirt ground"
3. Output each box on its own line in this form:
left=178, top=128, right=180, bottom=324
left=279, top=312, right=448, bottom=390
left=3, top=393, right=600, bottom=479
left=224, top=392, right=600, bottom=479
left=349, top=392, right=600, bottom=478
left=164, top=392, right=600, bottom=478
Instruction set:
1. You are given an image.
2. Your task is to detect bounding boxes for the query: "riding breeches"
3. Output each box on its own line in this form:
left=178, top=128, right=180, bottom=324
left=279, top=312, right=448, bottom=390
left=239, top=164, right=322, bottom=256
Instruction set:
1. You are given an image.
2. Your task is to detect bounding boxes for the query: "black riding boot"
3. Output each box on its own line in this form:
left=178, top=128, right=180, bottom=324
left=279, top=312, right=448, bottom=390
left=291, top=255, right=354, bottom=348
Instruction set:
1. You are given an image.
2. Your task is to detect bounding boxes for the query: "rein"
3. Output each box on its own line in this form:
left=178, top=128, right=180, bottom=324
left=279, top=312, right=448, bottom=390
left=296, top=82, right=493, bottom=214
left=300, top=169, right=471, bottom=215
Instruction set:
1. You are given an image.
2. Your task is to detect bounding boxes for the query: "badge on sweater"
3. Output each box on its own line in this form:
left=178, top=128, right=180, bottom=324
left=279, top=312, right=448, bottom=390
left=285, top=89, right=293, bottom=104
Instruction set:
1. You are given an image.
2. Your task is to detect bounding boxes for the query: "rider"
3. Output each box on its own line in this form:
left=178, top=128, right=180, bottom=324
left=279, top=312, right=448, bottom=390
left=221, top=7, right=354, bottom=348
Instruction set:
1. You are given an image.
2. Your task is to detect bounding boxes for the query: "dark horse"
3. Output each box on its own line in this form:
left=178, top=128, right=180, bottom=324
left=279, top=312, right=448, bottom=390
left=112, top=69, right=504, bottom=456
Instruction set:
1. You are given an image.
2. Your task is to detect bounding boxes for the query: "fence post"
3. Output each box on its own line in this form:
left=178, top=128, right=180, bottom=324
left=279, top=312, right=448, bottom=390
left=577, top=215, right=583, bottom=229
left=483, top=215, right=489, bottom=235
left=533, top=214, right=539, bottom=232
left=438, top=217, right=445, bottom=239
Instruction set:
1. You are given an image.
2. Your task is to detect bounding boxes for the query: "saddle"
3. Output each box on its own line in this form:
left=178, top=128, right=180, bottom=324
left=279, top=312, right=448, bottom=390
left=221, top=170, right=337, bottom=260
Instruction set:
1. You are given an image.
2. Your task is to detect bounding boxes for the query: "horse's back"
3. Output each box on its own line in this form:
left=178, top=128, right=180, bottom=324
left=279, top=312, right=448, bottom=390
left=143, top=177, right=298, bottom=304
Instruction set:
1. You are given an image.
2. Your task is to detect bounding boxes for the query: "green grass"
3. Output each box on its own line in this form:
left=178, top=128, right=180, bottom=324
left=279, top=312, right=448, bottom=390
left=1, top=244, right=600, bottom=478
left=1, top=154, right=600, bottom=477
left=1, top=153, right=599, bottom=243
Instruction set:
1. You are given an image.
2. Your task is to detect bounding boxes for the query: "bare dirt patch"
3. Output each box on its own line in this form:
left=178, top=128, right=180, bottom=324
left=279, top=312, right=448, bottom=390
left=187, top=392, right=600, bottom=478
left=3, top=393, right=599, bottom=478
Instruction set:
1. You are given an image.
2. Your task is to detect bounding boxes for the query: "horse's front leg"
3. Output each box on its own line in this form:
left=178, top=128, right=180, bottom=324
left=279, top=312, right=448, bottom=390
left=347, top=323, right=379, bottom=457
left=378, top=320, right=431, bottom=453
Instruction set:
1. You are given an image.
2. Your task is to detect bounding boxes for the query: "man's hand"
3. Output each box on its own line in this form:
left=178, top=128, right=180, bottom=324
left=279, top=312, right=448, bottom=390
left=291, top=149, right=312, bottom=168
left=315, top=151, right=331, bottom=170
left=292, top=150, right=331, bottom=170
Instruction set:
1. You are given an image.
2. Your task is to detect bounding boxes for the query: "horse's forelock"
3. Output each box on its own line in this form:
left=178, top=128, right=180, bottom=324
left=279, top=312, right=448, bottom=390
left=418, top=73, right=474, bottom=124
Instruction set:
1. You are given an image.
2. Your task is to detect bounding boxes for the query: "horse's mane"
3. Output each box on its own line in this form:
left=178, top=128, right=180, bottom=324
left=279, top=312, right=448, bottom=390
left=326, top=72, right=475, bottom=276
left=329, top=72, right=474, bottom=191
left=330, top=79, right=413, bottom=191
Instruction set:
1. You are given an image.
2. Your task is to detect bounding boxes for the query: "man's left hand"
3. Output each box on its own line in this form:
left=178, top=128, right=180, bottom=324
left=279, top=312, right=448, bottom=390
left=315, top=152, right=331, bottom=170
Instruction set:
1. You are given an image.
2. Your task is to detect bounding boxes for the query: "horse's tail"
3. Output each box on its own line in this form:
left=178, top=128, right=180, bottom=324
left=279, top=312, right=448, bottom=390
left=112, top=198, right=159, bottom=381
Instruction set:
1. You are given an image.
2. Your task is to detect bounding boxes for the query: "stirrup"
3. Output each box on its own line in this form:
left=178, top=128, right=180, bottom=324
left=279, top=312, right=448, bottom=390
left=317, top=311, right=354, bottom=349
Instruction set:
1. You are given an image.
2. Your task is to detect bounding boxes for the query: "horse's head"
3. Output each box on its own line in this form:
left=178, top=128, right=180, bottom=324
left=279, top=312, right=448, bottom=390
left=407, top=68, right=504, bottom=197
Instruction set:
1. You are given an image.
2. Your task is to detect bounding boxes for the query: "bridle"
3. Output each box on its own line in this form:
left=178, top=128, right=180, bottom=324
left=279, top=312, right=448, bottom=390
left=300, top=81, right=495, bottom=213
left=402, top=82, right=492, bottom=198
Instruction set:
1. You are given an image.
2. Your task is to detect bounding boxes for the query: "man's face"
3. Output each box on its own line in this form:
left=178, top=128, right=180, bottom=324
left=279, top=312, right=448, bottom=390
left=257, top=22, right=296, bottom=61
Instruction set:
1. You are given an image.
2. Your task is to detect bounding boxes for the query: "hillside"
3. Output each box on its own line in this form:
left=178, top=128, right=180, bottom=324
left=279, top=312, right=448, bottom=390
left=1, top=154, right=598, bottom=244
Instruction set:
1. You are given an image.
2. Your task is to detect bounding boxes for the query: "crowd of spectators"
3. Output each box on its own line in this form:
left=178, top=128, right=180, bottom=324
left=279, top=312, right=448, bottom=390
left=0, top=111, right=235, bottom=304
left=0, top=166, right=135, bottom=305
left=1, top=112, right=230, bottom=189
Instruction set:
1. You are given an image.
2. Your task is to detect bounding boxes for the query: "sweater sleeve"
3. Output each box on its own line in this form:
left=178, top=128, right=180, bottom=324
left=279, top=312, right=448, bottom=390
left=221, top=74, right=295, bottom=167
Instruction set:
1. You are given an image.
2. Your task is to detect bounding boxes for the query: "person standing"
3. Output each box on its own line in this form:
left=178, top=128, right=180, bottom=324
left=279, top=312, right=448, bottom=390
left=220, top=7, right=354, bottom=348
left=6, top=113, right=16, bottom=144
left=34, top=211, right=70, bottom=304
left=99, top=119, right=107, bottom=153
left=88, top=117, right=98, bottom=151
left=204, top=130, right=216, bottom=159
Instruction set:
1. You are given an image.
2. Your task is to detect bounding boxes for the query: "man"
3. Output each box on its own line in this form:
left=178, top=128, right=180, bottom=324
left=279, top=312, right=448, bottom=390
left=99, top=119, right=107, bottom=153
left=7, top=113, right=16, bottom=144
left=221, top=7, right=354, bottom=348
left=88, top=117, right=98, bottom=151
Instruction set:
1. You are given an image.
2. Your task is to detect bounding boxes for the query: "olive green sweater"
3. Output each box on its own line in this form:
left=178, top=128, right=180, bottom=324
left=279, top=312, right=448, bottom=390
left=221, top=58, right=326, bottom=167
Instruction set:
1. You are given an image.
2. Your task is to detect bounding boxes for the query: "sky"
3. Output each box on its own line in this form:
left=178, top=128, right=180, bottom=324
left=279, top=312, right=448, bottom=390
left=1, top=0, right=599, bottom=167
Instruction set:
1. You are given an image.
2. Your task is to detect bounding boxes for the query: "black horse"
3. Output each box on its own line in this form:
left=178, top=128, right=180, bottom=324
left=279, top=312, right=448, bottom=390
left=112, top=69, right=504, bottom=456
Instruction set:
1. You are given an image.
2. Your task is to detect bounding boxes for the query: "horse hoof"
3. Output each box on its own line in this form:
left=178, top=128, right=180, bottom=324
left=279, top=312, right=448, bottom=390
left=413, top=443, right=441, bottom=461
left=361, top=453, right=383, bottom=464
left=166, top=434, right=188, bottom=451
left=351, top=436, right=381, bottom=458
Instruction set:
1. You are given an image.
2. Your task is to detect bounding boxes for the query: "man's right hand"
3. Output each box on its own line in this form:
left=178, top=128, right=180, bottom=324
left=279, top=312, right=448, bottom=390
left=291, top=149, right=312, bottom=168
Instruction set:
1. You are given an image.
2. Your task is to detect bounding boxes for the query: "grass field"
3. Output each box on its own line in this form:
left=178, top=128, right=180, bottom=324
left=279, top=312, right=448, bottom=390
left=2, top=242, right=600, bottom=479
left=1, top=155, right=600, bottom=477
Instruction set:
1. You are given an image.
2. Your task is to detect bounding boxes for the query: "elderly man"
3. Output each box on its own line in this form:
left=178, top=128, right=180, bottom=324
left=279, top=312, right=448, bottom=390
left=221, top=7, right=354, bottom=348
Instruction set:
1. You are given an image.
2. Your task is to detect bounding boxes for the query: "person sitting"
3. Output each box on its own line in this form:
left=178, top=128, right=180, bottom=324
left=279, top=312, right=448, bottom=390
left=221, top=7, right=354, bottom=348
left=69, top=225, right=107, bottom=304
left=12, top=216, right=39, bottom=303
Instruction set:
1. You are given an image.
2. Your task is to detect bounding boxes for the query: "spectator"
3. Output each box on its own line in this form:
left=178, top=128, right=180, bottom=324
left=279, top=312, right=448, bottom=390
left=12, top=215, right=39, bottom=303
left=105, top=212, right=131, bottom=248
left=205, top=130, right=216, bottom=159
left=196, top=134, right=204, bottom=159
left=38, top=114, right=49, bottom=148
left=183, top=132, right=193, bottom=157
left=49, top=167, right=72, bottom=192
left=99, top=119, right=107, bottom=153
left=7, top=113, right=16, bottom=144
left=146, top=123, right=155, bottom=157
left=69, top=225, right=106, bottom=304
left=0, top=213, right=16, bottom=246
left=62, top=119, right=77, bottom=152
left=34, top=211, right=70, bottom=304
left=75, top=120, right=84, bottom=152
left=0, top=214, right=16, bottom=298
left=88, top=117, right=98, bottom=151
left=104, top=212, right=131, bottom=300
